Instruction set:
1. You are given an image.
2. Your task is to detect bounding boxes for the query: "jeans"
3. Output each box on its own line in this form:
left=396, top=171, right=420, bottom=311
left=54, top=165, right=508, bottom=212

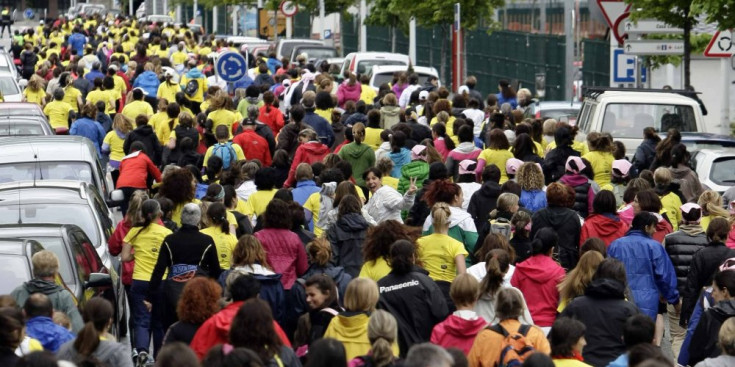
left=130, top=280, right=164, bottom=356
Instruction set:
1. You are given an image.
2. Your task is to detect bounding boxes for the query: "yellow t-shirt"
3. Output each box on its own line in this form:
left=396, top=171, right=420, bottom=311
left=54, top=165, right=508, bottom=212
left=154, top=115, right=178, bottom=144
left=364, top=127, right=383, bottom=150
left=124, top=223, right=172, bottom=281
left=359, top=257, right=392, bottom=282
left=200, top=226, right=238, bottom=270
left=360, top=84, right=377, bottom=105
left=86, top=89, right=115, bottom=113
left=304, top=192, right=323, bottom=237
left=245, top=189, right=278, bottom=218
left=478, top=148, right=515, bottom=184
left=23, top=88, right=46, bottom=106
left=382, top=176, right=399, bottom=190
left=43, top=100, right=74, bottom=129
left=63, top=86, right=82, bottom=112
left=207, top=109, right=238, bottom=138
left=547, top=140, right=589, bottom=156
left=122, top=100, right=154, bottom=121
left=180, top=74, right=205, bottom=102
left=171, top=51, right=188, bottom=65
left=157, top=82, right=180, bottom=105
left=171, top=199, right=200, bottom=226
left=203, top=142, right=246, bottom=167
left=149, top=111, right=170, bottom=143
left=103, top=130, right=126, bottom=162
left=582, top=151, right=615, bottom=189
left=417, top=233, right=468, bottom=282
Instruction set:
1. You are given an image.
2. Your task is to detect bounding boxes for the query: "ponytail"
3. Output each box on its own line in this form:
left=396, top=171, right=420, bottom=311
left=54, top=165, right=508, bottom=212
left=73, top=322, right=100, bottom=358
left=371, top=337, right=394, bottom=367
left=73, top=297, right=113, bottom=362
left=306, top=238, right=332, bottom=267
left=129, top=199, right=161, bottom=242
left=207, top=202, right=230, bottom=233
left=432, top=122, right=455, bottom=150
left=168, top=118, right=175, bottom=132
left=368, top=310, right=398, bottom=367
left=431, top=202, right=451, bottom=233
left=480, top=249, right=510, bottom=297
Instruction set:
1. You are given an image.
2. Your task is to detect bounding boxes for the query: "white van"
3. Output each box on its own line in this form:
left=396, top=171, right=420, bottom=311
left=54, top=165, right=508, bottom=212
left=367, top=65, right=439, bottom=92
left=272, top=39, right=325, bottom=59
left=340, top=52, right=410, bottom=77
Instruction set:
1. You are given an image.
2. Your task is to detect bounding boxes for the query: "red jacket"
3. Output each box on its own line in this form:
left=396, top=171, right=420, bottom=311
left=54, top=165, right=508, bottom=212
left=109, top=218, right=134, bottom=285
left=580, top=214, right=630, bottom=247
left=285, top=141, right=330, bottom=187
left=233, top=129, right=272, bottom=167
left=254, top=229, right=308, bottom=289
left=190, top=301, right=291, bottom=360
left=510, top=255, right=565, bottom=327
left=116, top=151, right=162, bottom=189
left=653, top=217, right=673, bottom=244
left=430, top=314, right=487, bottom=354
left=258, top=105, right=285, bottom=136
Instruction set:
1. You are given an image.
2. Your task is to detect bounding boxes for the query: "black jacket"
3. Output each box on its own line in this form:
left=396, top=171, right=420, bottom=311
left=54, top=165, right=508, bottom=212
left=255, top=123, right=276, bottom=155
left=560, top=278, right=640, bottom=367
left=163, top=321, right=201, bottom=345
left=20, top=50, right=38, bottom=72
left=290, top=264, right=352, bottom=317
left=326, top=212, right=370, bottom=278
left=167, top=125, right=200, bottom=165
left=663, top=225, right=708, bottom=294
left=542, top=145, right=580, bottom=185
left=681, top=242, right=735, bottom=326
left=377, top=266, right=449, bottom=357
left=688, top=300, right=735, bottom=366
left=633, top=137, right=657, bottom=175
left=467, top=180, right=502, bottom=231
left=510, top=236, right=533, bottom=264
left=0, top=348, right=18, bottom=367
left=276, top=122, right=307, bottom=157
left=531, top=206, right=582, bottom=270
left=405, top=179, right=434, bottom=227
left=405, top=121, right=433, bottom=143
left=124, top=125, right=163, bottom=165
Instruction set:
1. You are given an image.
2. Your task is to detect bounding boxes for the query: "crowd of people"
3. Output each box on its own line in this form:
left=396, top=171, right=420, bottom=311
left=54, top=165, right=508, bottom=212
left=2, top=10, right=735, bottom=367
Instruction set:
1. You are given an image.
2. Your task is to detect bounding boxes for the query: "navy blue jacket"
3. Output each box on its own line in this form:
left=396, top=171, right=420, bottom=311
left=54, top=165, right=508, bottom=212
left=302, top=109, right=334, bottom=147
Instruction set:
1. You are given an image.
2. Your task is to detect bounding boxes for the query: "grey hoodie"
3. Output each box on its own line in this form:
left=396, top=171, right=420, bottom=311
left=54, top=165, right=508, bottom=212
left=57, top=339, right=133, bottom=367
left=695, top=355, right=735, bottom=367
left=11, top=279, right=84, bottom=332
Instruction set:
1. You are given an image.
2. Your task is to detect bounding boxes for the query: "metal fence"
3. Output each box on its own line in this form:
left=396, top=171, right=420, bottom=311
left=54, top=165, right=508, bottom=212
left=581, top=38, right=610, bottom=89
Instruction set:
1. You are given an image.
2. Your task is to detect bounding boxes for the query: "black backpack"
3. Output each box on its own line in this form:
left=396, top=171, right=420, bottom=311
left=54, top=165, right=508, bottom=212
left=185, top=79, right=199, bottom=97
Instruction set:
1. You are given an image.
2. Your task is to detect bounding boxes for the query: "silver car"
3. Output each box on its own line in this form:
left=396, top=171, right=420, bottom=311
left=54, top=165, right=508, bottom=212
left=691, top=148, right=735, bottom=196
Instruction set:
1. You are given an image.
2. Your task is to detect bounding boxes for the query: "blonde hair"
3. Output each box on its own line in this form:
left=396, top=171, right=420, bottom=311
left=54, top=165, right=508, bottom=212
left=436, top=111, right=450, bottom=124
left=558, top=250, right=604, bottom=305
left=450, top=273, right=480, bottom=307
left=382, top=93, right=397, bottom=107
left=28, top=74, right=45, bottom=92
left=231, top=234, right=272, bottom=269
left=344, top=278, right=379, bottom=312
left=517, top=162, right=545, bottom=191
left=306, top=238, right=332, bottom=267
left=496, top=193, right=520, bottom=213
left=698, top=190, right=730, bottom=219
left=431, top=202, right=452, bottom=233
left=113, top=114, right=134, bottom=135
left=32, top=250, right=59, bottom=278
left=719, top=317, right=735, bottom=356
left=376, top=157, right=394, bottom=176
left=653, top=167, right=672, bottom=187
left=368, top=310, right=398, bottom=367
left=126, top=190, right=149, bottom=224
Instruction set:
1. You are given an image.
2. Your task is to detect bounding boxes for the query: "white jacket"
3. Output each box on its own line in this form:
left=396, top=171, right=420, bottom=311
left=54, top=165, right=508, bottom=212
left=365, top=185, right=415, bottom=223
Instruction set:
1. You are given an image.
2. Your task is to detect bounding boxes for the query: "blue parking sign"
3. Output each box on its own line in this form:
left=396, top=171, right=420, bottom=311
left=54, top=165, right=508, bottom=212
left=612, top=49, right=647, bottom=84
left=215, top=52, right=247, bottom=83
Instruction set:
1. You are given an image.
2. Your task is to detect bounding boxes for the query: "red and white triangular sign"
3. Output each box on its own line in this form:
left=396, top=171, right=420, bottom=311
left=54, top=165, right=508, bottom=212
left=597, top=0, right=632, bottom=29
left=704, top=30, right=734, bottom=58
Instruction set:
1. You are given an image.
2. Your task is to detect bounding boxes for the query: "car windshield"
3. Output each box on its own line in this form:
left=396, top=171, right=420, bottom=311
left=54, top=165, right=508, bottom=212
left=0, top=204, right=99, bottom=245
left=0, top=77, right=19, bottom=96
left=0, top=162, right=93, bottom=185
left=710, top=157, right=735, bottom=186
left=540, top=108, right=580, bottom=121
left=357, top=60, right=406, bottom=75
left=297, top=48, right=337, bottom=61
left=602, top=103, right=697, bottom=138
left=372, top=72, right=434, bottom=88
left=0, top=255, right=30, bottom=294
left=282, top=43, right=319, bottom=59
left=0, top=121, right=47, bottom=136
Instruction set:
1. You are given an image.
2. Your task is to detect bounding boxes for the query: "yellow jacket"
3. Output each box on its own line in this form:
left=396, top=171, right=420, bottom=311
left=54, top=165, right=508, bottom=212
left=323, top=313, right=399, bottom=361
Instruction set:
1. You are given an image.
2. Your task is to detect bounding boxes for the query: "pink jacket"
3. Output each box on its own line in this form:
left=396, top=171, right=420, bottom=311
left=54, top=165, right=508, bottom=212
left=254, top=228, right=308, bottom=289
left=510, top=254, right=565, bottom=327
left=434, top=138, right=450, bottom=161
left=430, top=314, right=487, bottom=354
left=727, top=223, right=735, bottom=249
left=337, top=82, right=362, bottom=108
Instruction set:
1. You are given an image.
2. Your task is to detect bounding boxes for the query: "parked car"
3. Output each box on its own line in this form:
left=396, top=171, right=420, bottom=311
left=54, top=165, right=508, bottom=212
left=0, top=102, right=45, bottom=118
left=66, top=3, right=106, bottom=18
left=690, top=148, right=735, bottom=196
left=140, top=15, right=174, bottom=24
left=0, top=180, right=115, bottom=269
left=271, top=39, right=325, bottom=59
left=289, top=45, right=339, bottom=64
left=0, top=135, right=114, bottom=200
left=577, top=88, right=706, bottom=156
left=0, top=115, right=54, bottom=136
left=367, top=65, right=440, bottom=92
left=0, top=224, right=127, bottom=339
left=0, top=72, right=24, bottom=102
left=340, top=52, right=411, bottom=77
left=660, top=132, right=735, bottom=153
left=530, top=101, right=582, bottom=125
left=0, top=238, right=44, bottom=295
left=0, top=48, right=20, bottom=81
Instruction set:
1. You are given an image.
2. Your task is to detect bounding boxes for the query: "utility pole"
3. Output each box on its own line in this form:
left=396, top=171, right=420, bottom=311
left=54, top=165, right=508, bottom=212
left=564, top=0, right=573, bottom=100
left=360, top=0, right=367, bottom=52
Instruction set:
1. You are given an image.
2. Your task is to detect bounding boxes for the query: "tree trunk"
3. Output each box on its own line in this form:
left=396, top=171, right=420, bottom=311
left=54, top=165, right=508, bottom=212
left=683, top=8, right=691, bottom=89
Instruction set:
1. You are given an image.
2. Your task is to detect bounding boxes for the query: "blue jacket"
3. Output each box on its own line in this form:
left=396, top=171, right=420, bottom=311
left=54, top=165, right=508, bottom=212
left=496, top=93, right=518, bottom=109
left=267, top=57, right=282, bottom=74
left=84, top=70, right=105, bottom=83
left=606, top=353, right=628, bottom=367
left=520, top=189, right=547, bottom=213
left=302, top=109, right=334, bottom=147
left=292, top=180, right=319, bottom=206
left=678, top=289, right=713, bottom=366
left=388, top=148, right=411, bottom=178
left=608, top=230, right=680, bottom=319
left=133, top=71, right=161, bottom=97
left=68, top=33, right=86, bottom=56
left=25, top=316, right=74, bottom=352
left=70, top=117, right=106, bottom=157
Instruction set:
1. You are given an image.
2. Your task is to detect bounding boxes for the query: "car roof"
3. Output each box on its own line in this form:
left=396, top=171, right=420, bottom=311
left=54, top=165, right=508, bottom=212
left=346, top=52, right=410, bottom=59
left=694, top=148, right=735, bottom=156
left=589, top=91, right=698, bottom=105
left=369, top=65, right=437, bottom=75
left=538, top=101, right=581, bottom=108
left=0, top=136, right=97, bottom=162
left=0, top=181, right=89, bottom=204
left=280, top=39, right=324, bottom=44
left=661, top=132, right=735, bottom=143
left=0, top=103, right=44, bottom=113
left=0, top=224, right=71, bottom=239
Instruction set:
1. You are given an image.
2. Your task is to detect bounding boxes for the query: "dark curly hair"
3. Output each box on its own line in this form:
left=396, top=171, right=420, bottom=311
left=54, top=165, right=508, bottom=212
left=263, top=199, right=292, bottom=229
left=362, top=220, right=420, bottom=263
left=159, top=167, right=196, bottom=205
left=177, top=277, right=222, bottom=324
left=229, top=298, right=283, bottom=363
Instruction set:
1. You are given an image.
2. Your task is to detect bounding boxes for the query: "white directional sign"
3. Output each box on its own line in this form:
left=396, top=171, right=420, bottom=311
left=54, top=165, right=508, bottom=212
left=624, top=19, right=683, bottom=34
left=623, top=40, right=684, bottom=55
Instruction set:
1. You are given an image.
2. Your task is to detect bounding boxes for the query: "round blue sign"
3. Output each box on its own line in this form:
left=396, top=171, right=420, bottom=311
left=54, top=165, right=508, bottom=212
left=215, top=51, right=247, bottom=83
left=24, top=9, right=35, bottom=19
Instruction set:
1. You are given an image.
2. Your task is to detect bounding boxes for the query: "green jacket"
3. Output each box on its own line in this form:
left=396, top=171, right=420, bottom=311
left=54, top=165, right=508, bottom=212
left=398, top=160, right=429, bottom=194
left=338, top=142, right=375, bottom=187
left=11, top=278, right=84, bottom=332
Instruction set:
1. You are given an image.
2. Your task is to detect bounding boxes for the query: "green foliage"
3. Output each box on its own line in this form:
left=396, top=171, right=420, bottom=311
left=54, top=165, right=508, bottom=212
left=367, top=0, right=504, bottom=32
left=625, top=0, right=702, bottom=27
left=699, top=0, right=735, bottom=30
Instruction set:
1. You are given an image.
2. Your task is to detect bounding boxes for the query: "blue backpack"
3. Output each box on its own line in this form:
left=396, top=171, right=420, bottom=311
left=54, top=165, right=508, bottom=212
left=212, top=142, right=236, bottom=170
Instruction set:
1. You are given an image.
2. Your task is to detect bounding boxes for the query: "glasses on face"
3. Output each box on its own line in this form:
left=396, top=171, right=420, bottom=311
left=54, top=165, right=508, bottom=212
left=719, top=258, right=735, bottom=272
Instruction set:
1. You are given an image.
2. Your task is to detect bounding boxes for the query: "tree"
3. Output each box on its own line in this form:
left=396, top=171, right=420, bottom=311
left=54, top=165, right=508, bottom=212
left=624, top=0, right=704, bottom=88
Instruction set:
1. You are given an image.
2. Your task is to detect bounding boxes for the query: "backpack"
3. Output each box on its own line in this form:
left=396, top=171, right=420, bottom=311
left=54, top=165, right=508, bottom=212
left=185, top=78, right=199, bottom=96
left=488, top=324, right=535, bottom=367
left=489, top=217, right=512, bottom=240
left=212, top=142, right=236, bottom=170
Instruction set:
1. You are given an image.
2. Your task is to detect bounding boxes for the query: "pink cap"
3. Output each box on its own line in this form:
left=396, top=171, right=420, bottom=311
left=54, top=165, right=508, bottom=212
left=459, top=160, right=477, bottom=175
left=565, top=156, right=586, bottom=174
left=680, top=202, right=701, bottom=214
left=506, top=158, right=524, bottom=175
left=612, top=159, right=633, bottom=177
left=411, top=145, right=427, bottom=161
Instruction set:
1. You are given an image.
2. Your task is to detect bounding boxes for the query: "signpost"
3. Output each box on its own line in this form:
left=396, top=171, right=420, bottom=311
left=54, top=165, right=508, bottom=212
left=280, top=1, right=297, bottom=17
left=624, top=20, right=683, bottom=34
left=611, top=49, right=647, bottom=84
left=623, top=40, right=684, bottom=55
left=597, top=0, right=631, bottom=45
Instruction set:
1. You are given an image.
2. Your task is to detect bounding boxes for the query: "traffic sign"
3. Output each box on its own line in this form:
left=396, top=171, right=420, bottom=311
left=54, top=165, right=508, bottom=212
left=623, top=40, right=684, bottom=55
left=598, top=0, right=631, bottom=45
left=624, top=19, right=683, bottom=34
left=280, top=1, right=297, bottom=17
left=612, top=49, right=647, bottom=84
left=324, top=29, right=332, bottom=39
left=23, top=9, right=34, bottom=19
left=215, top=51, right=247, bottom=83
left=704, top=30, right=733, bottom=58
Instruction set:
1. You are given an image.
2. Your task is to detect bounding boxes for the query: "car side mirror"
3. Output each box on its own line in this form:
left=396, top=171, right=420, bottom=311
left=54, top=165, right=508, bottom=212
left=18, top=79, right=28, bottom=89
left=106, top=189, right=124, bottom=208
left=84, top=273, right=112, bottom=288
